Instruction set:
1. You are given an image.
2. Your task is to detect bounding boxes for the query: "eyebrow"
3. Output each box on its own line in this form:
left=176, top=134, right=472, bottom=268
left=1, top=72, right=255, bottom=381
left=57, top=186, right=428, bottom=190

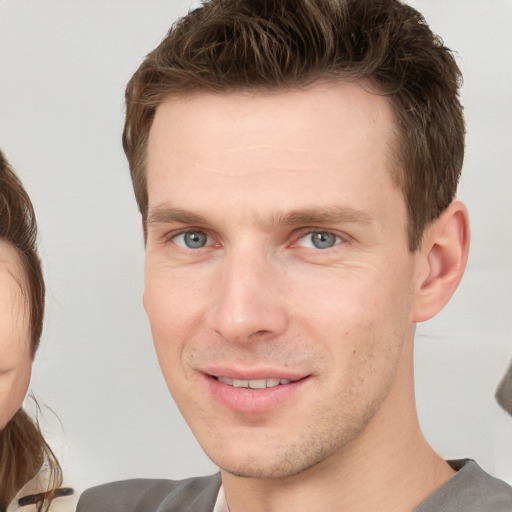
left=268, top=207, right=373, bottom=227
left=147, top=207, right=208, bottom=226
left=147, top=205, right=373, bottom=229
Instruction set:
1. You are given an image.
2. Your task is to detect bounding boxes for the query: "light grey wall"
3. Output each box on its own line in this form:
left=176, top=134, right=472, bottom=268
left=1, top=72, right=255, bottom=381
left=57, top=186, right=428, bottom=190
left=0, top=0, right=511, bottom=492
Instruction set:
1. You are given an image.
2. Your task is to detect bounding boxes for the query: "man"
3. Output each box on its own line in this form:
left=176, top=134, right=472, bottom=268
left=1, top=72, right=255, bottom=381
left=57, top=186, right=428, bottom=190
left=77, top=0, right=512, bottom=510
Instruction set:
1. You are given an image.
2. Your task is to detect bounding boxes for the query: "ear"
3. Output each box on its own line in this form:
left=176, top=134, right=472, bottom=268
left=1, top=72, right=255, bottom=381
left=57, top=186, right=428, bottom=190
left=413, top=200, right=470, bottom=323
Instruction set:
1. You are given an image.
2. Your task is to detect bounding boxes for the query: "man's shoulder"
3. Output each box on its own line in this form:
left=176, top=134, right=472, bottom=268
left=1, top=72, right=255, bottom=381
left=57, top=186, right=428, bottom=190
left=76, top=473, right=221, bottom=512
left=415, top=460, right=512, bottom=512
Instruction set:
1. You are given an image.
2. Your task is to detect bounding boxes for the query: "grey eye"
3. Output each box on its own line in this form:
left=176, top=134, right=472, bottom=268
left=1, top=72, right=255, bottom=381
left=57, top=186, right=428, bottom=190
left=179, top=231, right=208, bottom=249
left=309, top=232, right=338, bottom=249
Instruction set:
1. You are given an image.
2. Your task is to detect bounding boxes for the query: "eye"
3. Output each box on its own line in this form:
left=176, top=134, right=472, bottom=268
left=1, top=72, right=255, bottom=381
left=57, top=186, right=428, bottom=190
left=297, top=231, right=341, bottom=250
left=173, top=231, right=209, bottom=249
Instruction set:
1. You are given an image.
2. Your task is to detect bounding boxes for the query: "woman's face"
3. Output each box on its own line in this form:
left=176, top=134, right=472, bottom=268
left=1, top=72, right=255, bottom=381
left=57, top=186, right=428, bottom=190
left=0, top=241, right=32, bottom=429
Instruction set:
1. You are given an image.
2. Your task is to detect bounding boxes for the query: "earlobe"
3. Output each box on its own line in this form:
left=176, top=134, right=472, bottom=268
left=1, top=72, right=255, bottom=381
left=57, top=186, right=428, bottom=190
left=413, top=200, right=470, bottom=323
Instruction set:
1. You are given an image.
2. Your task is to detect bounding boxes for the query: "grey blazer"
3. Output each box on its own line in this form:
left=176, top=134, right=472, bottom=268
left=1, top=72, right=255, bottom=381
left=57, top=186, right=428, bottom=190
left=76, top=460, right=512, bottom=512
left=76, top=474, right=221, bottom=512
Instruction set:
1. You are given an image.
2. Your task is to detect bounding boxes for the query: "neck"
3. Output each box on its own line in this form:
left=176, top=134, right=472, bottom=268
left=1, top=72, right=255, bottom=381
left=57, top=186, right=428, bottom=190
left=221, top=341, right=454, bottom=512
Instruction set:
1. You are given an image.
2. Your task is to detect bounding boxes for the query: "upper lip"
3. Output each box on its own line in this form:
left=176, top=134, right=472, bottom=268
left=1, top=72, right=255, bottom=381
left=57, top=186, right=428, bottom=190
left=202, top=366, right=308, bottom=382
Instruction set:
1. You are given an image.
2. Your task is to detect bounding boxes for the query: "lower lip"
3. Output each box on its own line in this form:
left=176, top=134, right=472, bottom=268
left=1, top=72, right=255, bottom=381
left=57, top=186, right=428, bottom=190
left=205, top=375, right=308, bottom=414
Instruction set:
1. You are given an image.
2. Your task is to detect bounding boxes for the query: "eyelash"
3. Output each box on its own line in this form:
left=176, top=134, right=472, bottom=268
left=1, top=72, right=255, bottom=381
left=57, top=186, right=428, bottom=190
left=293, top=230, right=344, bottom=250
left=166, top=228, right=346, bottom=252
left=167, top=229, right=215, bottom=249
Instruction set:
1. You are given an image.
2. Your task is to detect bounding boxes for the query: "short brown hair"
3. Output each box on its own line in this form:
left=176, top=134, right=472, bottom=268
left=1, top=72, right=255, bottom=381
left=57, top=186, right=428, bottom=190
left=123, top=0, right=464, bottom=251
left=0, top=150, right=62, bottom=511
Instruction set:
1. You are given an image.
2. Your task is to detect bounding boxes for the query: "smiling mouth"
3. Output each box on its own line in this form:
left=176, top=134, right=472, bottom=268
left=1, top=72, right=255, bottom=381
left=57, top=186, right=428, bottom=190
left=216, top=377, right=294, bottom=389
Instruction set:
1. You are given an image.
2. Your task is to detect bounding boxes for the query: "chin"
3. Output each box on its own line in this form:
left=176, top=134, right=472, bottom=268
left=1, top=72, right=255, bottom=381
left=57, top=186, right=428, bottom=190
left=217, top=460, right=308, bottom=480
left=205, top=438, right=338, bottom=480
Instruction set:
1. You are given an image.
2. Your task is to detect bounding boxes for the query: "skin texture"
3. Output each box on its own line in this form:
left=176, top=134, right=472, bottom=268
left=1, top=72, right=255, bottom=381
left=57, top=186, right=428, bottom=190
left=144, top=82, right=469, bottom=512
left=0, top=242, right=31, bottom=430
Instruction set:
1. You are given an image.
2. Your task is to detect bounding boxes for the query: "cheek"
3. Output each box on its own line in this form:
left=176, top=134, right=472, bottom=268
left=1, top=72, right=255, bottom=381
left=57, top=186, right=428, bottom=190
left=0, top=310, right=33, bottom=427
left=143, top=271, right=208, bottom=378
left=291, top=268, right=403, bottom=328
left=292, top=264, right=414, bottom=365
left=144, top=269, right=207, bottom=332
left=0, top=356, right=32, bottom=429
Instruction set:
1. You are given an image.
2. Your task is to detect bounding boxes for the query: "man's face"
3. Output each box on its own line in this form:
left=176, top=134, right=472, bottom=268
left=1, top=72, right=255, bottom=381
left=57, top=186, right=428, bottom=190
left=144, top=83, right=422, bottom=479
left=0, top=242, right=32, bottom=429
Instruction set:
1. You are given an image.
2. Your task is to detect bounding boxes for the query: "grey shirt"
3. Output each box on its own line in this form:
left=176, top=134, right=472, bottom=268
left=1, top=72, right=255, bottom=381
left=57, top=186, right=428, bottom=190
left=413, top=459, right=512, bottom=511
left=76, top=460, right=512, bottom=511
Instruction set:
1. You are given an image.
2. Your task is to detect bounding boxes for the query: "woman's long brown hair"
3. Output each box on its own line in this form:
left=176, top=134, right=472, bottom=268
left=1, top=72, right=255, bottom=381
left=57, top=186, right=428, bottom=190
left=0, top=150, right=62, bottom=511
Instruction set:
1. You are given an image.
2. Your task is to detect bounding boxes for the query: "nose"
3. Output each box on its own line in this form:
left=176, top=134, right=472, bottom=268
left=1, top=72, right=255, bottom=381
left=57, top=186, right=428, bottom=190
left=205, top=248, right=289, bottom=344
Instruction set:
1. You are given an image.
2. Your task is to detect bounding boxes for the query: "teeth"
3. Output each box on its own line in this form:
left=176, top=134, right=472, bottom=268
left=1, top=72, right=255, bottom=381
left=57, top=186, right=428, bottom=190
left=217, top=377, right=294, bottom=389
left=248, top=379, right=266, bottom=389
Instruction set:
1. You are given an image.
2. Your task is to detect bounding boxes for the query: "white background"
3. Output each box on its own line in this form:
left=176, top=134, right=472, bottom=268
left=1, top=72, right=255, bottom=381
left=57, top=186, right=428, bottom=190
left=0, top=0, right=511, bottom=494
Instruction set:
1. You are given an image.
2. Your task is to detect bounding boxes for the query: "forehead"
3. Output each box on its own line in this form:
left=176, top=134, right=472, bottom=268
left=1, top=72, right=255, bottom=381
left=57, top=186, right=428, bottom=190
left=146, top=82, right=400, bottom=217
left=149, top=82, right=395, bottom=162
left=0, top=241, right=27, bottom=320
left=0, top=240, right=25, bottom=289
left=0, top=241, right=24, bottom=281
